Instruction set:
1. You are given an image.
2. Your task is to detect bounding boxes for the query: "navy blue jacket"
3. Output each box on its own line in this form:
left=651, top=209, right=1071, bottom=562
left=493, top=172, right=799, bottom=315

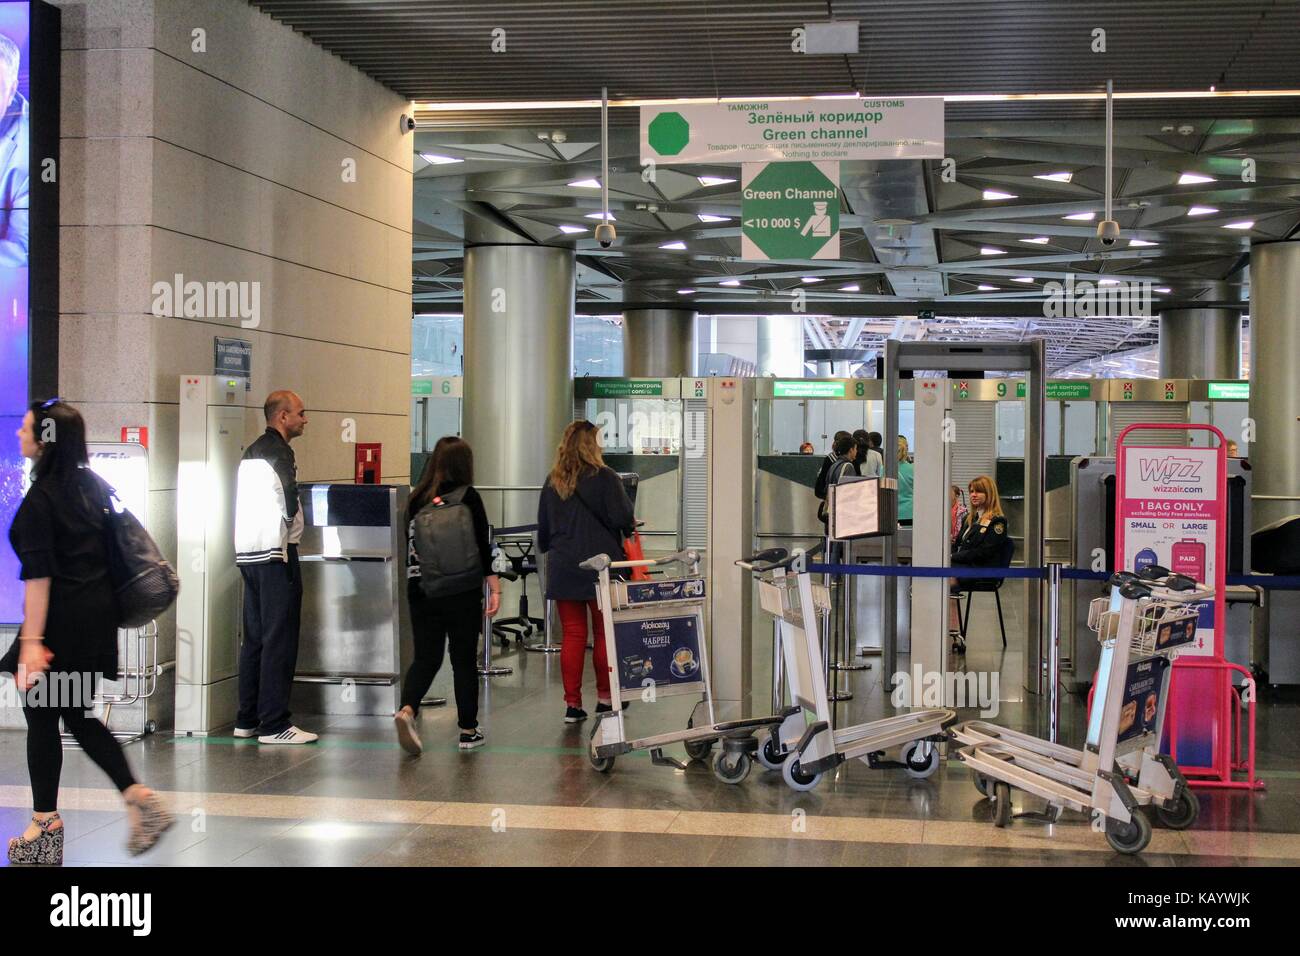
left=537, top=467, right=636, bottom=601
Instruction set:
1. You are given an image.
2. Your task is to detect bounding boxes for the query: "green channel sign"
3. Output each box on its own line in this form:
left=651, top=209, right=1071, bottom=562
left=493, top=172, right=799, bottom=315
left=773, top=380, right=846, bottom=398
left=741, top=161, right=840, bottom=261
left=592, top=380, right=664, bottom=398
left=1046, top=382, right=1093, bottom=400
left=412, top=379, right=432, bottom=395
left=1207, top=381, right=1250, bottom=400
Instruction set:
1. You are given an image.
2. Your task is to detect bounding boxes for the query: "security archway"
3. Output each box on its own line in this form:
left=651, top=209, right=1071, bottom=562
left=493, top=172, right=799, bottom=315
left=882, top=340, right=1047, bottom=695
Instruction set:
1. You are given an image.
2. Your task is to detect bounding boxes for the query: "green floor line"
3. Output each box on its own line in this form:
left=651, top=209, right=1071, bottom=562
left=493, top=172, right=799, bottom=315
left=165, top=736, right=647, bottom=758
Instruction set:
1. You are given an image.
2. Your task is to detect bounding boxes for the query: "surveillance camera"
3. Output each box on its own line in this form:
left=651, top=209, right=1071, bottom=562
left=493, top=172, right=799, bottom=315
left=1096, top=219, right=1121, bottom=246
left=399, top=113, right=415, bottom=134
left=594, top=222, right=616, bottom=248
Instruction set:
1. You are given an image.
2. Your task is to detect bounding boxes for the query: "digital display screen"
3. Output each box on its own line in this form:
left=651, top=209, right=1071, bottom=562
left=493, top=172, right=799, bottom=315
left=0, top=2, right=31, bottom=623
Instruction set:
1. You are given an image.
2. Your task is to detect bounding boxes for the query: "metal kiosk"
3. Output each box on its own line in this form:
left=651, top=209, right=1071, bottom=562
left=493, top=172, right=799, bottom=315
left=952, top=567, right=1206, bottom=855
left=738, top=546, right=955, bottom=792
left=582, top=548, right=798, bottom=784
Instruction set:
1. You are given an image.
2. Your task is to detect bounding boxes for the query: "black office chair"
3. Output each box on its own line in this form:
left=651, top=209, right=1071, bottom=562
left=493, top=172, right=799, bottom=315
left=492, top=538, right=546, bottom=647
left=958, top=536, right=1016, bottom=649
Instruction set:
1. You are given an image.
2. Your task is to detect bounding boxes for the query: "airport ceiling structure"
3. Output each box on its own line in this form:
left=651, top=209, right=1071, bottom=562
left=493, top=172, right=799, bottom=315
left=252, top=0, right=1300, bottom=371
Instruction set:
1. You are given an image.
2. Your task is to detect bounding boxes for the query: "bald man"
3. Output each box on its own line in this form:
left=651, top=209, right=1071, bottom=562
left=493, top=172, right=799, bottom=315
left=232, top=391, right=317, bottom=744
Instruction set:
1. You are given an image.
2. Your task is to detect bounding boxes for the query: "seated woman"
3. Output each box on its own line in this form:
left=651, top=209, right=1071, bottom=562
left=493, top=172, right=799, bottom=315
left=948, top=474, right=1010, bottom=654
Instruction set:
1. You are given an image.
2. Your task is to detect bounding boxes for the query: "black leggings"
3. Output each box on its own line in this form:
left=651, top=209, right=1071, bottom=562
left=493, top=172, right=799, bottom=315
left=401, top=583, right=481, bottom=729
left=22, top=676, right=137, bottom=813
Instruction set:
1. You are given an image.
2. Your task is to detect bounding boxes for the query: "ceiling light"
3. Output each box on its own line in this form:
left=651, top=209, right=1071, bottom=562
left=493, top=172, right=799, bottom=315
left=720, top=279, right=741, bottom=287
left=839, top=284, right=860, bottom=292
left=979, top=247, right=1005, bottom=255
left=568, top=178, right=601, bottom=188
left=585, top=212, right=616, bottom=220
left=1223, top=220, right=1255, bottom=230
left=1098, top=278, right=1120, bottom=285
left=558, top=225, right=587, bottom=234
left=1155, top=287, right=1172, bottom=293
left=659, top=241, right=687, bottom=250
left=1063, top=212, right=1096, bottom=221
left=1034, top=171, right=1074, bottom=182
left=698, top=214, right=731, bottom=222
left=1187, top=206, right=1218, bottom=216
left=697, top=176, right=736, bottom=187
left=676, top=288, right=695, bottom=295
left=1128, top=238, right=1157, bottom=247
left=419, top=153, right=463, bottom=165
left=977, top=284, right=998, bottom=291
left=982, top=189, right=1018, bottom=200
left=1178, top=172, right=1216, bottom=185
left=1012, top=277, right=1035, bottom=283
left=801, top=277, right=823, bottom=284
left=1020, top=237, right=1051, bottom=244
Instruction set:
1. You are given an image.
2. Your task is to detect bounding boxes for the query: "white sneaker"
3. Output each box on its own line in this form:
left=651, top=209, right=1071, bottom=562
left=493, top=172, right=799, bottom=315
left=258, top=726, right=319, bottom=745
left=232, top=726, right=258, bottom=739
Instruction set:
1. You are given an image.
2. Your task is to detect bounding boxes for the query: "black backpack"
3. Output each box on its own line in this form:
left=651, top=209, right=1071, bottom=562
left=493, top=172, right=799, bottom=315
left=413, top=486, right=483, bottom=598
left=94, top=476, right=180, bottom=628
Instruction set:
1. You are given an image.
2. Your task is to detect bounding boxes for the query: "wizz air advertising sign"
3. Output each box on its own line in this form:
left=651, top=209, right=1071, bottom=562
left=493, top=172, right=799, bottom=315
left=1119, top=445, right=1221, bottom=657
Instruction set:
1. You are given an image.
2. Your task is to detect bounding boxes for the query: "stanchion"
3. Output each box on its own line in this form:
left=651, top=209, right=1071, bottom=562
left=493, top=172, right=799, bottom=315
left=478, top=579, right=512, bottom=678
left=524, top=598, right=562, bottom=653
left=1046, top=562, right=1061, bottom=743
left=420, top=697, right=447, bottom=707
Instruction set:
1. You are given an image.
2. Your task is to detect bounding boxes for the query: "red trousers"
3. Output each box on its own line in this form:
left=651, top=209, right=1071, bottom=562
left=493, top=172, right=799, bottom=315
left=555, top=598, right=610, bottom=708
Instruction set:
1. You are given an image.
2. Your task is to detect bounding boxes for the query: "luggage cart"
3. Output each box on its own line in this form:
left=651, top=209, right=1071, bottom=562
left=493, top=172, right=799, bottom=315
left=62, top=621, right=163, bottom=747
left=580, top=548, right=801, bottom=785
left=952, top=568, right=1207, bottom=855
left=737, top=546, right=955, bottom=792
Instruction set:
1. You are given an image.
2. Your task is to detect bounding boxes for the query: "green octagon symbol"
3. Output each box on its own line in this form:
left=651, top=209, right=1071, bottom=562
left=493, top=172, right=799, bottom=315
left=648, top=111, right=689, bottom=156
left=741, top=162, right=840, bottom=260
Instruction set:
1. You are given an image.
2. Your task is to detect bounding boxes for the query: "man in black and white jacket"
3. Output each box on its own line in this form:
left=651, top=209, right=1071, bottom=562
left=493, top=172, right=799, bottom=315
left=233, top=391, right=318, bottom=744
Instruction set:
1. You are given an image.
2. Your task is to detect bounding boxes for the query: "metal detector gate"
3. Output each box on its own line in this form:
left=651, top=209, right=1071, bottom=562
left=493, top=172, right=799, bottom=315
left=882, top=340, right=1046, bottom=694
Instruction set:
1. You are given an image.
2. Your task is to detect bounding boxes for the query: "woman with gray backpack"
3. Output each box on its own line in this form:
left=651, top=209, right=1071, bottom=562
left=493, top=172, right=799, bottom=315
left=395, top=436, right=499, bottom=755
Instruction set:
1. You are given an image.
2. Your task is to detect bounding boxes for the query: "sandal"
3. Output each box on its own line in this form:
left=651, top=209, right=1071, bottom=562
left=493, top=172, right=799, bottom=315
left=7, top=813, right=63, bottom=865
left=125, top=792, right=174, bottom=857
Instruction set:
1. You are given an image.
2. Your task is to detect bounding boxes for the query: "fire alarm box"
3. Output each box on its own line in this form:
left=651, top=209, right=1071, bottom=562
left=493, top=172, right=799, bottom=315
left=355, top=443, right=381, bottom=484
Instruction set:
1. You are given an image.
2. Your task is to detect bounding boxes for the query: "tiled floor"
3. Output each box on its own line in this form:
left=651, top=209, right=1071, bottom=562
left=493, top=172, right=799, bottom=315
left=0, top=603, right=1296, bottom=867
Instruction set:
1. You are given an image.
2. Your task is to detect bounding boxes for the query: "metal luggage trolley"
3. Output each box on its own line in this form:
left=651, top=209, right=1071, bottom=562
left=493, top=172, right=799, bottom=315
left=580, top=548, right=800, bottom=785
left=737, top=546, right=955, bottom=792
left=952, top=567, right=1206, bottom=855
left=62, top=621, right=163, bottom=747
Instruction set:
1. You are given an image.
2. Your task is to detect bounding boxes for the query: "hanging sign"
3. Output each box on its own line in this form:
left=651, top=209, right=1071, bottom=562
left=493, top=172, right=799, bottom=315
left=741, top=161, right=840, bottom=260
left=640, top=97, right=944, bottom=165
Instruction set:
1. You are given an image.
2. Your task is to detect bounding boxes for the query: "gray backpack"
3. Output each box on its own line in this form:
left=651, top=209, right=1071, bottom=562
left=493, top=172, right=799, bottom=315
left=413, top=486, right=483, bottom=598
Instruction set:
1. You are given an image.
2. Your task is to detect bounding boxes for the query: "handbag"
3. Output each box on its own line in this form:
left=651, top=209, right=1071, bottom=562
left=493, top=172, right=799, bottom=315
left=572, top=483, right=648, bottom=581
left=93, top=475, right=180, bottom=628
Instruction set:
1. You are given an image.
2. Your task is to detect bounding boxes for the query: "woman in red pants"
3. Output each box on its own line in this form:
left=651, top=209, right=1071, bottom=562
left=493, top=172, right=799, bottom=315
left=537, top=421, right=636, bottom=724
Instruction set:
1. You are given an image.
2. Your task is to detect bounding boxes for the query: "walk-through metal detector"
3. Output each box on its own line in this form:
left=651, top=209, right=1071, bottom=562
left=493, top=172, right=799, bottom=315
left=883, top=340, right=1046, bottom=694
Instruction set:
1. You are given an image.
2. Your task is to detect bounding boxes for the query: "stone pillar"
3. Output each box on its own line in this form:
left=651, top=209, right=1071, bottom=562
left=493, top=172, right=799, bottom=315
left=756, top=314, right=805, bottom=377
left=1158, top=308, right=1242, bottom=379
left=622, top=308, right=697, bottom=376
left=1249, top=241, right=1300, bottom=529
left=462, top=244, right=574, bottom=526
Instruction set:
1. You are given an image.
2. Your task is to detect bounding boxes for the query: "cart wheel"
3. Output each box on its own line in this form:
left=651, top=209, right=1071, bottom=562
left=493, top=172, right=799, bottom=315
left=972, top=773, right=991, bottom=798
left=713, top=751, right=752, bottom=785
left=992, top=782, right=1012, bottom=828
left=901, top=740, right=940, bottom=779
left=1155, top=789, right=1200, bottom=830
left=589, top=751, right=615, bottom=773
left=1105, top=812, right=1153, bottom=855
left=781, top=757, right=822, bottom=792
left=145, top=720, right=157, bottom=734
left=756, top=732, right=789, bottom=771
left=684, top=736, right=714, bottom=762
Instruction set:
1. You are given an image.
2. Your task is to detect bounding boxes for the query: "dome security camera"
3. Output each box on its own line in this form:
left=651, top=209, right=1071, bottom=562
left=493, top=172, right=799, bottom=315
left=1096, top=219, right=1121, bottom=246
left=594, top=222, right=617, bottom=248
left=399, top=113, right=415, bottom=134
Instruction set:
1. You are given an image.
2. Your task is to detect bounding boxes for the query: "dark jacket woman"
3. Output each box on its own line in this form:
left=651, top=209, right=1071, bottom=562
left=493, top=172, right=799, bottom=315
left=537, top=466, right=636, bottom=601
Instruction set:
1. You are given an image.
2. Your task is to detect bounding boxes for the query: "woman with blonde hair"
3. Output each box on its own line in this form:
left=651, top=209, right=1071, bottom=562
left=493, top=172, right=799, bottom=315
left=537, top=421, right=636, bottom=724
left=897, top=436, right=914, bottom=527
left=949, top=474, right=1011, bottom=653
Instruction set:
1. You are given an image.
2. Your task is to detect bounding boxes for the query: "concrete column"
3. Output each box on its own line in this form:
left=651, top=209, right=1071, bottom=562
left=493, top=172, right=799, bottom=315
left=756, top=314, right=805, bottom=377
left=1158, top=308, right=1242, bottom=378
left=463, top=244, right=574, bottom=526
left=622, top=308, right=697, bottom=376
left=815, top=361, right=833, bottom=376
left=1249, top=241, right=1300, bottom=529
